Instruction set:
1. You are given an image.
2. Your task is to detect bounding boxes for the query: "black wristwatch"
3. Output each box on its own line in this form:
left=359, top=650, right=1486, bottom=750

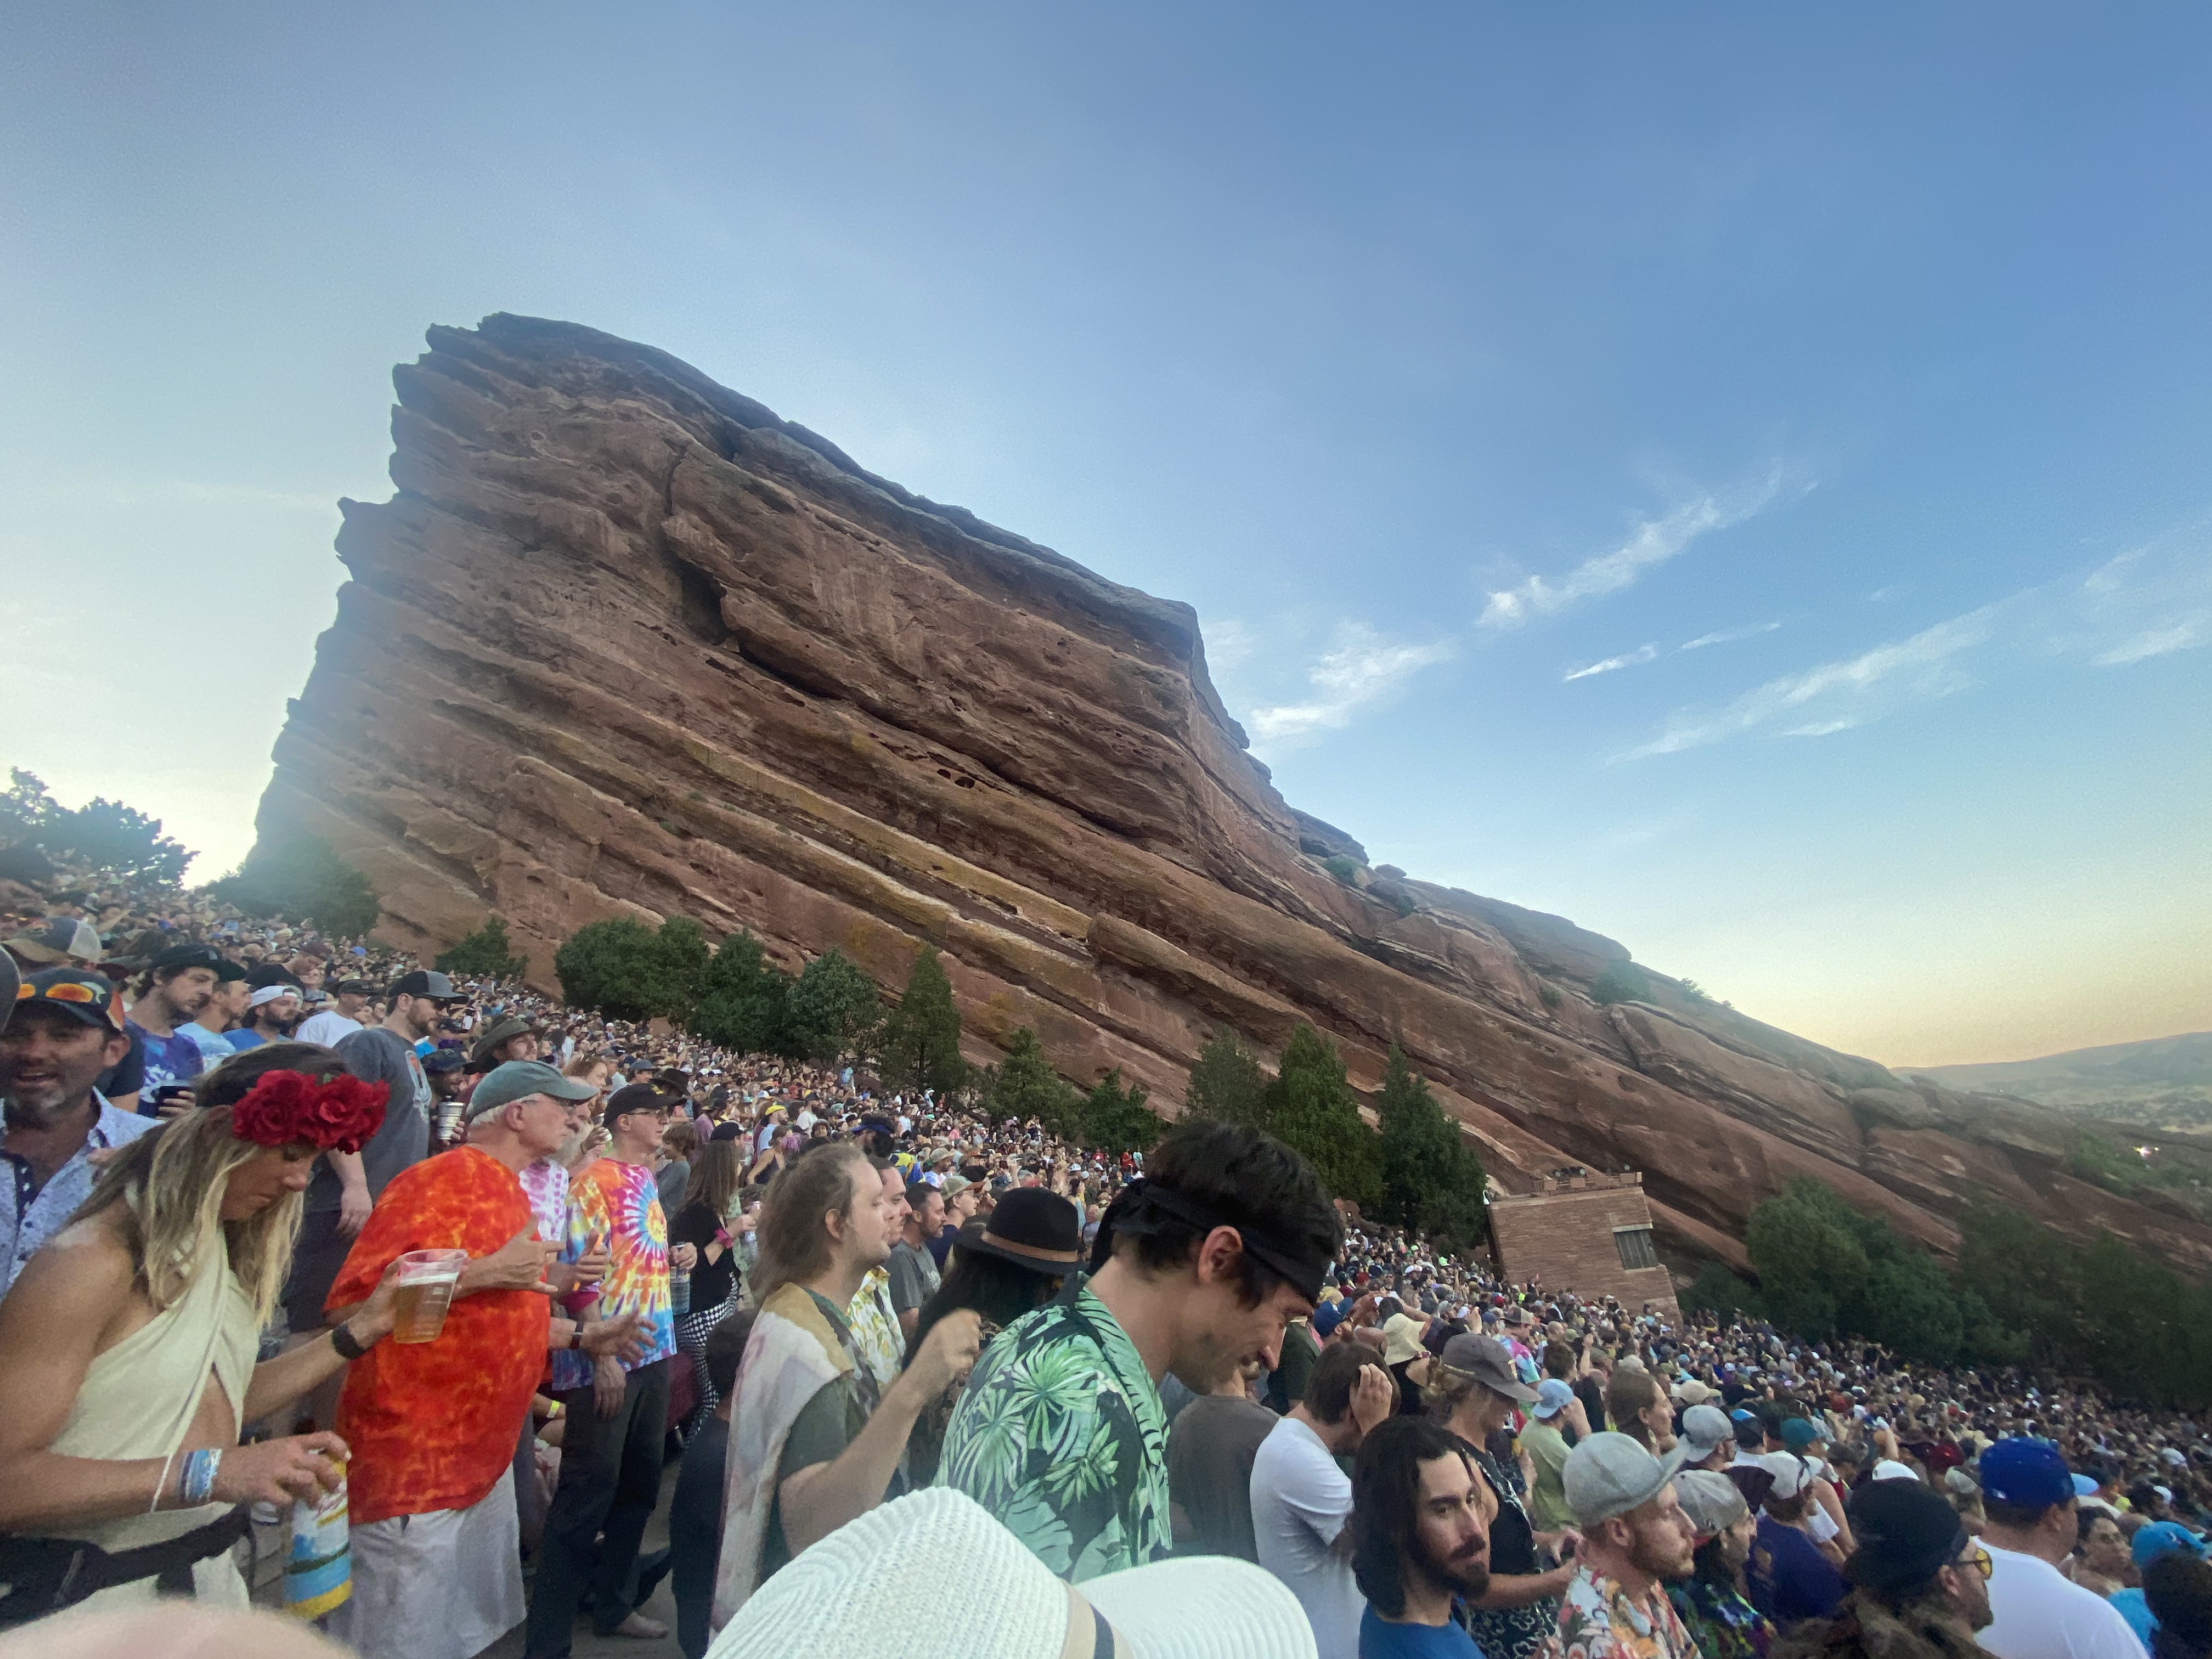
left=568, top=1325, right=585, bottom=1351
left=332, top=1323, right=373, bottom=1362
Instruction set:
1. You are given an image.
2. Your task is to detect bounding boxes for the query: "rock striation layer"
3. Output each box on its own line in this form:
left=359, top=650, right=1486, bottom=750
left=255, top=314, right=2212, bottom=1277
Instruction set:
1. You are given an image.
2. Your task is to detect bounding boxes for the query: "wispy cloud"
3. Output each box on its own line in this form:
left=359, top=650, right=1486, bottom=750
left=1621, top=522, right=2212, bottom=759
left=1679, top=620, right=1784, bottom=652
left=1479, top=466, right=1791, bottom=629
left=1564, top=644, right=1658, bottom=682
left=1246, top=623, right=1455, bottom=749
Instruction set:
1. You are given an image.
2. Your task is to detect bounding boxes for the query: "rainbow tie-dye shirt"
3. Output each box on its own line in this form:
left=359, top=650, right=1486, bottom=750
left=550, top=1156, right=675, bottom=1391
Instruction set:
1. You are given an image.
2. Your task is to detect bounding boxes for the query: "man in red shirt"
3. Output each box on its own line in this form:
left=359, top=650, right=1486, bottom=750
left=323, top=1062, right=642, bottom=1659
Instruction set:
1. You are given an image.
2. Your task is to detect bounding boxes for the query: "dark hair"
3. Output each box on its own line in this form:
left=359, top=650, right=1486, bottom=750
left=2148, top=1554, right=2212, bottom=1659
left=1307, top=1338, right=1378, bottom=1426
left=1607, top=1368, right=1663, bottom=1442
left=1984, top=1497, right=2061, bottom=1531
left=1350, top=1416, right=1477, bottom=1617
left=906, top=1249, right=1063, bottom=1368
left=703, top=1309, right=757, bottom=1399
left=1107, top=1120, right=1341, bottom=1308
left=1543, top=1341, right=1575, bottom=1380
left=905, top=1181, right=939, bottom=1212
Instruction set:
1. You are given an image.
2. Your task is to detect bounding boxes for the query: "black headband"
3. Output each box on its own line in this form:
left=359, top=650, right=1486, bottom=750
left=1090, top=1178, right=1330, bottom=1303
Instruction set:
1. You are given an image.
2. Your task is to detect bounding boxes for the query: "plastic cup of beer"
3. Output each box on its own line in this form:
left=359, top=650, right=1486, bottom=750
left=391, top=1249, right=469, bottom=1344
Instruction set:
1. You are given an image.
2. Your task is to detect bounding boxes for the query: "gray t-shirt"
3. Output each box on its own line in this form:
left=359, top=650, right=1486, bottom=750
left=304, top=1027, right=430, bottom=1214
left=1167, top=1392, right=1279, bottom=1562
left=886, top=1238, right=941, bottom=1316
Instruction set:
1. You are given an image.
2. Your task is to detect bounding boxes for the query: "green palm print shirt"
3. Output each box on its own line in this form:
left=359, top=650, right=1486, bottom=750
left=935, top=1280, right=1172, bottom=1581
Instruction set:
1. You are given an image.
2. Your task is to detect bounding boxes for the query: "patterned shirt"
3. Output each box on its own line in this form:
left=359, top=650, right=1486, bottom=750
left=0, top=1097, right=157, bottom=1292
left=329, top=1147, right=551, bottom=1525
left=847, top=1266, right=902, bottom=1391
left=1539, top=1562, right=1702, bottom=1659
left=936, top=1280, right=1171, bottom=1582
left=1669, top=1575, right=1773, bottom=1659
left=127, top=1018, right=204, bottom=1093
left=550, top=1156, right=674, bottom=1390
left=518, top=1156, right=571, bottom=1247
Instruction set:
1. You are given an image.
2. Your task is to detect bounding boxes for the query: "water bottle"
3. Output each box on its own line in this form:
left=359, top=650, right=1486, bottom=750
left=284, top=1464, right=352, bottom=1619
left=670, top=1267, right=691, bottom=1315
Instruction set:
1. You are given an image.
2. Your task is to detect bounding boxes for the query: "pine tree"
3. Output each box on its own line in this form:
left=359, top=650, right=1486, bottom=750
left=1184, top=1028, right=1269, bottom=1127
left=435, top=916, right=532, bottom=981
left=1081, top=1069, right=1164, bottom=1157
left=785, top=949, right=882, bottom=1066
left=1263, top=1023, right=1381, bottom=1209
left=985, top=1026, right=1085, bottom=1138
left=690, top=930, right=797, bottom=1056
left=1374, top=1046, right=1489, bottom=1254
left=879, top=947, right=968, bottom=1098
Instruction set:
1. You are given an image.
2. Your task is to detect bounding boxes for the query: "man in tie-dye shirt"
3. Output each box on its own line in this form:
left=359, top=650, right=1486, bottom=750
left=525, top=1084, right=698, bottom=1656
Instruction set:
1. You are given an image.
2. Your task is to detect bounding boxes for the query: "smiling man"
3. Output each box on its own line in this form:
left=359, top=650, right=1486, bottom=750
left=0, top=969, right=157, bottom=1292
left=938, top=1119, right=1343, bottom=1582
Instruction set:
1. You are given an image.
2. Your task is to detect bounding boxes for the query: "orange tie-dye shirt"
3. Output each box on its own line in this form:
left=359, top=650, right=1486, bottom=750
left=328, top=1146, right=550, bottom=1525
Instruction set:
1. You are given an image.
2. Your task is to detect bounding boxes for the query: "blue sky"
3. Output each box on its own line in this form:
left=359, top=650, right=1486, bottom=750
left=4, top=5, right=2207, bottom=1065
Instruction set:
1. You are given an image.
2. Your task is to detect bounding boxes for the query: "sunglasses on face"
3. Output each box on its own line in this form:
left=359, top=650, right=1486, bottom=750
left=1955, top=1545, right=1993, bottom=1581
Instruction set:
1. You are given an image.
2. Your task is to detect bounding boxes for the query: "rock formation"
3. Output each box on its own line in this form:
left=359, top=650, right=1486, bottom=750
left=252, top=314, right=2212, bottom=1276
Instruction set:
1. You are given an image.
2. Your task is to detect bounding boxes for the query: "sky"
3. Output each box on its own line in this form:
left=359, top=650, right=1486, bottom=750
left=3, top=5, right=2208, bottom=1067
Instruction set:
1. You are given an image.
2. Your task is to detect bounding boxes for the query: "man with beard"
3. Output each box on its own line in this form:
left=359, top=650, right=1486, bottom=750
left=1773, top=1479, right=1996, bottom=1659
left=1348, top=1415, right=1495, bottom=1657
left=0, top=970, right=159, bottom=1292
left=1670, top=1469, right=1776, bottom=1659
left=1538, top=1432, right=1700, bottom=1659
left=126, top=942, right=228, bottom=1094
left=228, top=968, right=304, bottom=1052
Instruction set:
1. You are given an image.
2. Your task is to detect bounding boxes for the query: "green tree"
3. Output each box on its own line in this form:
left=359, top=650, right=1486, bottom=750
left=1264, top=1023, right=1381, bottom=1209
left=435, top=916, right=532, bottom=981
left=1373, top=1047, right=1489, bottom=1253
left=785, top=948, right=883, bottom=1066
left=208, top=834, right=379, bottom=936
left=1684, top=1263, right=1761, bottom=1318
left=879, top=946, right=968, bottom=1098
left=1184, top=1029, right=1269, bottom=1127
left=691, top=930, right=797, bottom=1057
left=1743, top=1177, right=1869, bottom=1341
left=3, top=768, right=196, bottom=884
left=985, top=1025, right=1086, bottom=1138
left=1081, top=1070, right=1165, bottom=1158
left=551, top=916, right=706, bottom=1022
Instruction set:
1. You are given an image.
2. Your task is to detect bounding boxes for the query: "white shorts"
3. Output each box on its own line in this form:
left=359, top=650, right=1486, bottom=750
left=328, top=1478, right=525, bottom=1659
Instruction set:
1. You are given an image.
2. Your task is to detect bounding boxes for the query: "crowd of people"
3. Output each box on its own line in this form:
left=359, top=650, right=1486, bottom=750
left=3, top=864, right=2211, bottom=1659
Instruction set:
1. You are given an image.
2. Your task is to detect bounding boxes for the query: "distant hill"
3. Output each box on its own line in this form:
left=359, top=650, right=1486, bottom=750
left=1909, top=1032, right=2212, bottom=1130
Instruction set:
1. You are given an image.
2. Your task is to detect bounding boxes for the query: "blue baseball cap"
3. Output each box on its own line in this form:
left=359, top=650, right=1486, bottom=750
left=1977, top=1437, right=2074, bottom=1510
left=1533, top=1378, right=1575, bottom=1420
left=1730, top=1408, right=1760, bottom=1426
left=1312, top=1300, right=1347, bottom=1339
left=2133, top=1522, right=2208, bottom=1569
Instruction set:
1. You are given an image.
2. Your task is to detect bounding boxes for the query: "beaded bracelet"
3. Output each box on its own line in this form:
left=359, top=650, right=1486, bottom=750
left=179, top=1448, right=222, bottom=1508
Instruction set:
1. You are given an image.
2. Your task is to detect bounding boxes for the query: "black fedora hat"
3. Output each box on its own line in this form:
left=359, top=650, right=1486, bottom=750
left=957, top=1188, right=1082, bottom=1277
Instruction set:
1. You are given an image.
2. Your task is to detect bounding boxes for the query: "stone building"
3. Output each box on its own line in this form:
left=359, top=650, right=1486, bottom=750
left=1488, top=1169, right=1681, bottom=1326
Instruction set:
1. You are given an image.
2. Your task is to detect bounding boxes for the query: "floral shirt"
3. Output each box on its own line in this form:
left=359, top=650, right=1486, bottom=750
left=550, top=1157, right=674, bottom=1390
left=936, top=1280, right=1171, bottom=1582
left=847, top=1266, right=903, bottom=1391
left=1669, top=1576, right=1771, bottom=1659
left=0, top=1097, right=157, bottom=1292
left=1539, top=1562, right=1702, bottom=1659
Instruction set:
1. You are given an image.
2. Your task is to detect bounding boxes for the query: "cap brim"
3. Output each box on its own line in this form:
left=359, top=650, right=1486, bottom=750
left=1085, top=1556, right=1318, bottom=1659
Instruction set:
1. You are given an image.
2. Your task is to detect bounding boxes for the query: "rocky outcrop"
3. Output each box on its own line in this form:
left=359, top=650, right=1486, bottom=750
left=252, top=314, right=2212, bottom=1279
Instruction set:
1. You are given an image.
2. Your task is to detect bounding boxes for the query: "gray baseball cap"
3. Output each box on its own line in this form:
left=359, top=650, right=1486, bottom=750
left=1436, top=1334, right=1539, bottom=1404
left=1674, top=1469, right=1750, bottom=1539
left=1680, top=1403, right=1736, bottom=1457
left=464, top=1060, right=600, bottom=1124
left=1563, top=1431, right=1689, bottom=1527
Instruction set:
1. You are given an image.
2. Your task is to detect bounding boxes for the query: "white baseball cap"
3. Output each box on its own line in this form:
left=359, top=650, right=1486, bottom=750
left=708, top=1487, right=1317, bottom=1659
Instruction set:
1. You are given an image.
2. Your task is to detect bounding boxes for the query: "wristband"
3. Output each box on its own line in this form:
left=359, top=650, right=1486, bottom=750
left=331, top=1322, right=374, bottom=1362
left=179, top=1448, right=223, bottom=1508
left=568, top=1325, right=585, bottom=1351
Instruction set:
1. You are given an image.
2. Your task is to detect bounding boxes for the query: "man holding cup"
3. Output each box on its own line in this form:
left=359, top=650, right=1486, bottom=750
left=321, top=1061, right=644, bottom=1659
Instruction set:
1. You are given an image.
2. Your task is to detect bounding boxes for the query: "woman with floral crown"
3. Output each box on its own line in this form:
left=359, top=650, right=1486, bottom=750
left=0, top=1041, right=409, bottom=1626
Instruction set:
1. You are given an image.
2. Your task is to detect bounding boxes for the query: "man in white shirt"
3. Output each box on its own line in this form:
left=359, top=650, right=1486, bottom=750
left=1250, top=1340, right=1396, bottom=1658
left=1978, top=1437, right=2147, bottom=1659
left=297, top=978, right=375, bottom=1047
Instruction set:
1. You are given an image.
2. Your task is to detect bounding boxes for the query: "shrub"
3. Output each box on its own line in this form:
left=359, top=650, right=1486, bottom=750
left=1322, top=854, right=1361, bottom=885
left=1589, top=962, right=1650, bottom=1006
left=552, top=915, right=707, bottom=1023
left=435, top=916, right=531, bottom=981
left=691, top=930, right=798, bottom=1057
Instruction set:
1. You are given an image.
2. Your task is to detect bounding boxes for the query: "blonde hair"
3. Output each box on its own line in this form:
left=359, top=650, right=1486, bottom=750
left=70, top=1042, right=341, bottom=1324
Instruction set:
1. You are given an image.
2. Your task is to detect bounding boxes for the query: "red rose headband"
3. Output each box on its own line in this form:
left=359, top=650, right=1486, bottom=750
left=230, top=1070, right=388, bottom=1154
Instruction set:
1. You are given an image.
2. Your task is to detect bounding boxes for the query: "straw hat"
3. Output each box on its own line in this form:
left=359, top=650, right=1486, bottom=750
left=709, top=1487, right=1316, bottom=1658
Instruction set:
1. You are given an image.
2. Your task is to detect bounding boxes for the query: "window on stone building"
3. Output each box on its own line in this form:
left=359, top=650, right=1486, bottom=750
left=1613, top=1226, right=1658, bottom=1271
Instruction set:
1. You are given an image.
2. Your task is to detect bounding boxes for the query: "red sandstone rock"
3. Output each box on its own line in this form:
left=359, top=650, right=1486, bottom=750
left=251, top=314, right=2212, bottom=1278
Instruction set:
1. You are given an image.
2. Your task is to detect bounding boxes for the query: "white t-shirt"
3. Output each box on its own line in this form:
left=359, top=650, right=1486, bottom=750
left=1983, top=1543, right=2149, bottom=1659
left=296, top=1009, right=365, bottom=1048
left=1250, top=1415, right=1363, bottom=1659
